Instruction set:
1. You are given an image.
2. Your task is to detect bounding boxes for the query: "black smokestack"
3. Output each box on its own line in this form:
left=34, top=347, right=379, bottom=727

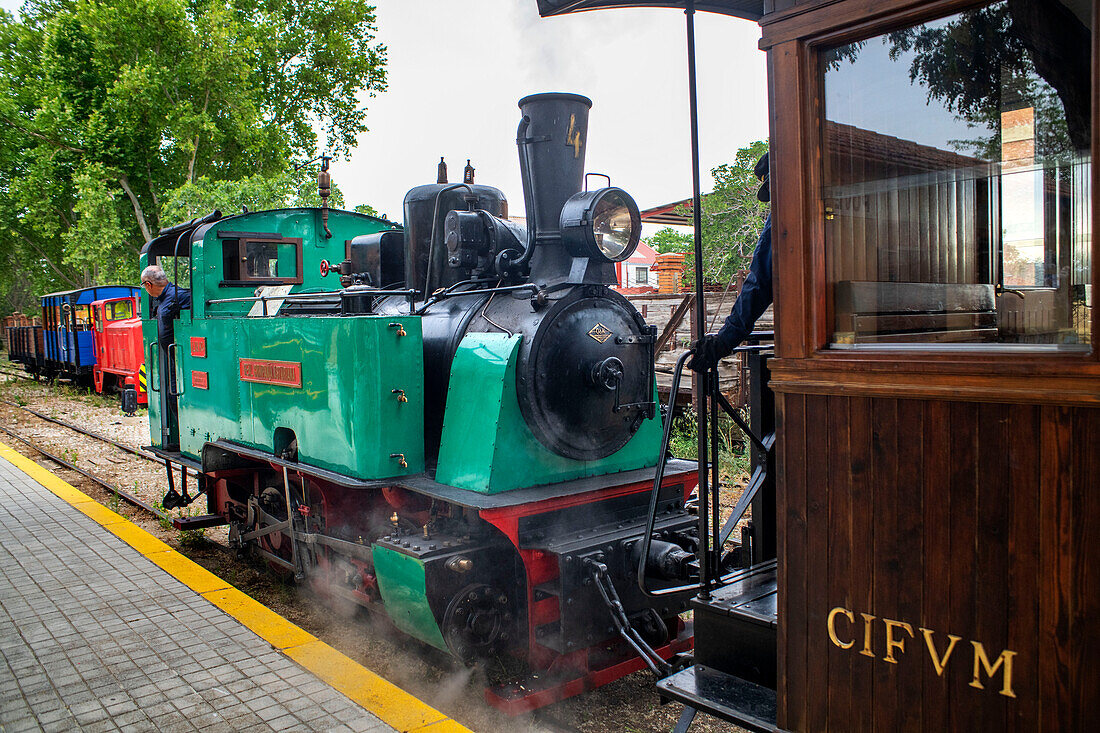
left=515, top=93, right=593, bottom=283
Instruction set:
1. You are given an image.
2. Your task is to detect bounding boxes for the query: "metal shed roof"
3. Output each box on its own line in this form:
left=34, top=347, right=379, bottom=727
left=641, top=198, right=694, bottom=227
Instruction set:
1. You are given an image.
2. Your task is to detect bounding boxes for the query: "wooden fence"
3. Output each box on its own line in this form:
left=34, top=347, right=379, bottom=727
left=626, top=287, right=773, bottom=409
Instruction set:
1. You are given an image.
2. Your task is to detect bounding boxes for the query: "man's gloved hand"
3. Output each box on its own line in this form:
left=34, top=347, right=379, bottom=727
left=687, top=334, right=732, bottom=372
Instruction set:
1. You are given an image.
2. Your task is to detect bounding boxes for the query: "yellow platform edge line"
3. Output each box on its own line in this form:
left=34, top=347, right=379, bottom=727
left=284, top=640, right=468, bottom=733
left=0, top=441, right=474, bottom=733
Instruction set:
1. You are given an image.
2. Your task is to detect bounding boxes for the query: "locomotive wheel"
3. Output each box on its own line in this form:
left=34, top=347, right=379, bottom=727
left=258, top=486, right=289, bottom=553
left=442, top=583, right=512, bottom=664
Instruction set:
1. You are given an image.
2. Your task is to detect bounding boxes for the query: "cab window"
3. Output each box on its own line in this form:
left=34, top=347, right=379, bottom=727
left=219, top=232, right=303, bottom=286
left=821, top=0, right=1092, bottom=350
left=156, top=256, right=191, bottom=289
left=108, top=301, right=133, bottom=320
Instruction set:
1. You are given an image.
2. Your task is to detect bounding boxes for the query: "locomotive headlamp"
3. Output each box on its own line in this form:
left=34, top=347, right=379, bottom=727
left=559, top=187, right=641, bottom=262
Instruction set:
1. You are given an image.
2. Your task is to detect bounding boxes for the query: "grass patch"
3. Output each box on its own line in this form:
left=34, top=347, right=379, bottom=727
left=668, top=407, right=751, bottom=485
left=152, top=500, right=174, bottom=531
left=179, top=527, right=208, bottom=547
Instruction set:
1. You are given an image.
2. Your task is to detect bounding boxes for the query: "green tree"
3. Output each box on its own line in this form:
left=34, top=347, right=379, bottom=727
left=662, top=140, right=769, bottom=288
left=160, top=167, right=349, bottom=224
left=0, top=0, right=387, bottom=315
left=648, top=227, right=693, bottom=255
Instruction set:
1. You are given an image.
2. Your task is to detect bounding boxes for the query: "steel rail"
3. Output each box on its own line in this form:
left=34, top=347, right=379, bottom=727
left=0, top=399, right=159, bottom=463
left=0, top=424, right=168, bottom=520
left=0, top=366, right=34, bottom=381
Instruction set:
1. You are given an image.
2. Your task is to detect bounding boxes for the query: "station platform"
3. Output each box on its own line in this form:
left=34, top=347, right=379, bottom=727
left=0, top=444, right=469, bottom=733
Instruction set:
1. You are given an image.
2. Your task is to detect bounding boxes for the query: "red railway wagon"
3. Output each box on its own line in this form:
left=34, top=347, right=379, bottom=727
left=91, top=295, right=147, bottom=405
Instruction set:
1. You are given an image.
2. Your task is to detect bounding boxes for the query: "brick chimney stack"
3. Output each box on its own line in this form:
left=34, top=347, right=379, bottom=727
left=653, top=253, right=685, bottom=294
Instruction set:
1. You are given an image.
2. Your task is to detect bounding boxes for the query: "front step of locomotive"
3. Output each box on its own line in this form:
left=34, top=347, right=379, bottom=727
left=473, top=464, right=699, bottom=714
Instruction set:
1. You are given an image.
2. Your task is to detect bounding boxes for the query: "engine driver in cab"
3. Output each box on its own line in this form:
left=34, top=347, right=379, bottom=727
left=689, top=151, right=772, bottom=372
left=140, top=264, right=191, bottom=450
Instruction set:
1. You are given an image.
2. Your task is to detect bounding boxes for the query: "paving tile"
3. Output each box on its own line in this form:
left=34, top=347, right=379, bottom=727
left=81, top=718, right=120, bottom=733
left=41, top=716, right=78, bottom=733
left=7, top=719, right=47, bottom=733
left=112, top=709, right=150, bottom=728
left=0, top=452, right=403, bottom=733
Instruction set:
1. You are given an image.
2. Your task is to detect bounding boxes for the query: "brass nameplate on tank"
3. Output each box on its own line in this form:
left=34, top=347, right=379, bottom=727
left=239, top=358, right=302, bottom=388
left=588, top=323, right=613, bottom=343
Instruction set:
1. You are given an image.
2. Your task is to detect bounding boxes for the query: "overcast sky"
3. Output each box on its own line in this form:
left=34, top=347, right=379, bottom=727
left=345, top=2, right=768, bottom=221
left=1, top=0, right=769, bottom=223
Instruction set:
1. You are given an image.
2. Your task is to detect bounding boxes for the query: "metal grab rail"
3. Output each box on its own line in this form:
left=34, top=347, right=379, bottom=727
left=146, top=342, right=160, bottom=392
left=167, top=342, right=183, bottom=397
left=637, top=350, right=696, bottom=598
left=637, top=341, right=775, bottom=599
left=206, top=288, right=419, bottom=305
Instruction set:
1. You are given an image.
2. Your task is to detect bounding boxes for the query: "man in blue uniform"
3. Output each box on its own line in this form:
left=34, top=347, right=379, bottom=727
left=140, top=264, right=191, bottom=451
left=688, top=151, right=772, bottom=372
left=141, top=264, right=192, bottom=349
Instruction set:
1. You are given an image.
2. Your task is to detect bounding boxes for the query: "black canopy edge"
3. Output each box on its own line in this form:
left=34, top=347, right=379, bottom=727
left=535, top=0, right=764, bottom=21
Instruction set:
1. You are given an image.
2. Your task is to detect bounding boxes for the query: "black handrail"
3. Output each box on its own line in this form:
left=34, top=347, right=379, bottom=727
left=637, top=351, right=695, bottom=597
left=637, top=340, right=776, bottom=598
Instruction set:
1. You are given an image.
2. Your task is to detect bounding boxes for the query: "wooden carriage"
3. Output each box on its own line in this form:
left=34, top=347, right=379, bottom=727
left=541, top=0, right=1096, bottom=729
left=761, top=1, right=1098, bottom=729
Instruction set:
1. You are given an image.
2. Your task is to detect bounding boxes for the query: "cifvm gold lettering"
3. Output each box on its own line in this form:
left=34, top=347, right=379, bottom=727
left=826, top=607, right=1016, bottom=698
left=827, top=607, right=854, bottom=649
left=882, top=619, right=914, bottom=664
left=970, top=641, right=1017, bottom=698
left=859, top=612, right=876, bottom=658
left=920, top=627, right=961, bottom=676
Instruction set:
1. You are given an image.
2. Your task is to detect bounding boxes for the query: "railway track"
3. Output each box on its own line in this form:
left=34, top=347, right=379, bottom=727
left=0, top=365, right=34, bottom=381
left=0, top=386, right=173, bottom=524
left=0, top=398, right=159, bottom=463
left=0, top=424, right=168, bottom=520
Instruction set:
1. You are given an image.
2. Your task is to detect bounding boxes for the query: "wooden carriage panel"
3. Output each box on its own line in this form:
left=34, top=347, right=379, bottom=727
left=761, top=0, right=1096, bottom=728
left=776, top=392, right=1099, bottom=731
left=768, top=38, right=820, bottom=361
left=778, top=391, right=814, bottom=726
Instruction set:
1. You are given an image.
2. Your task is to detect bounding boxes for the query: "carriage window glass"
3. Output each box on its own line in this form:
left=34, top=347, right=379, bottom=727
left=822, top=0, right=1092, bottom=350
left=93, top=308, right=103, bottom=331
left=108, top=301, right=133, bottom=320
left=73, top=305, right=91, bottom=329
